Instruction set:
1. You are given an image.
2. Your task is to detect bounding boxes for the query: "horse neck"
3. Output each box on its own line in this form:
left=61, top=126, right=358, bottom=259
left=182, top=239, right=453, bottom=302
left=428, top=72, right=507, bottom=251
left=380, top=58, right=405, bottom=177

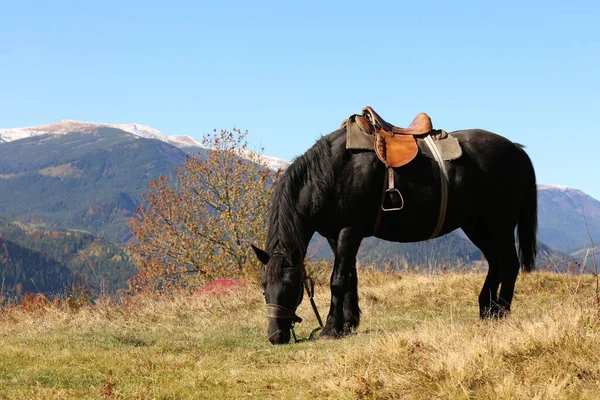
left=266, top=191, right=317, bottom=262
left=266, top=215, right=314, bottom=263
left=266, top=140, right=332, bottom=260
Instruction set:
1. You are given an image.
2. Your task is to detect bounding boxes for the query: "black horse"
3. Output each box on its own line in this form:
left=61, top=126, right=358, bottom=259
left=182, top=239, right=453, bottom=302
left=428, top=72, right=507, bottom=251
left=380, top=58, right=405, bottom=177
left=252, top=123, right=537, bottom=345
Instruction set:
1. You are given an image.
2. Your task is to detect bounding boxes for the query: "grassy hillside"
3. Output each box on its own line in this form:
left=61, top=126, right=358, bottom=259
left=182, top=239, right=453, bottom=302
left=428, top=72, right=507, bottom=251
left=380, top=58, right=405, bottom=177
left=0, top=271, right=598, bottom=399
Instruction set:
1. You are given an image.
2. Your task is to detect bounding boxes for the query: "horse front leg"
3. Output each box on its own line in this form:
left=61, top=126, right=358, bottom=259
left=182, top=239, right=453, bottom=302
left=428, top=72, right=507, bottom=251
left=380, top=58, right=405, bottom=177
left=321, top=228, right=362, bottom=339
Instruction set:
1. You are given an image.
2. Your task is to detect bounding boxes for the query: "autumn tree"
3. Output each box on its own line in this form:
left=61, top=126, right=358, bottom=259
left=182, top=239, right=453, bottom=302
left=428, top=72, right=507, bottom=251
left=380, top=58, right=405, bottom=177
left=128, top=128, right=282, bottom=294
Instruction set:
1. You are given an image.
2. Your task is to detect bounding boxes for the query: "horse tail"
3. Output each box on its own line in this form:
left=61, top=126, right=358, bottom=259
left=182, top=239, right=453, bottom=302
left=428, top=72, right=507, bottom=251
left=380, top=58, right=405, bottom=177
left=517, top=152, right=538, bottom=272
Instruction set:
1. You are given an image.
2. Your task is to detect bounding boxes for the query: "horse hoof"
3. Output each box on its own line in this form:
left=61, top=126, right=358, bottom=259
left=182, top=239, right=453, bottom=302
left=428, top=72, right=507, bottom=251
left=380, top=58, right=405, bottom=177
left=480, top=305, right=510, bottom=319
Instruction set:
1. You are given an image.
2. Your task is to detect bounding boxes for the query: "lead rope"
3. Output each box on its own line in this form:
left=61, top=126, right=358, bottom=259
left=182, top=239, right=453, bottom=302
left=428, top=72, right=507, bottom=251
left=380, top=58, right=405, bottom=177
left=305, top=277, right=324, bottom=328
left=291, top=276, right=324, bottom=343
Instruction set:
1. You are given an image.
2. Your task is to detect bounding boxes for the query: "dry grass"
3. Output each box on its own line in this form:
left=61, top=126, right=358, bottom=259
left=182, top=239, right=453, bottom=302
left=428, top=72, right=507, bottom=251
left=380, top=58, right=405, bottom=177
left=0, top=271, right=599, bottom=399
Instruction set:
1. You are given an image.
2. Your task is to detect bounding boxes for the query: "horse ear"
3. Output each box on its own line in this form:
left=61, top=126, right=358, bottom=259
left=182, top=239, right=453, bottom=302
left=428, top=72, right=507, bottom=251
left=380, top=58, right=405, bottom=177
left=251, top=244, right=270, bottom=265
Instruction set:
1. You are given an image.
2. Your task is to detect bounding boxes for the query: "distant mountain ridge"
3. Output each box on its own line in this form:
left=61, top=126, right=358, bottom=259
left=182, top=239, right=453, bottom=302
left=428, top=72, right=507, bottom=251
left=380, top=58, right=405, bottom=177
left=0, top=120, right=290, bottom=170
left=0, top=119, right=200, bottom=148
left=537, top=184, right=600, bottom=253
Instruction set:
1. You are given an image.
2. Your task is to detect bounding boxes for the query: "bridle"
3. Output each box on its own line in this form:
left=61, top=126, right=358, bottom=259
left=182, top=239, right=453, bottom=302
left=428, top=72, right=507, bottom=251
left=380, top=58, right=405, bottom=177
left=266, top=303, right=303, bottom=323
left=265, top=260, right=324, bottom=343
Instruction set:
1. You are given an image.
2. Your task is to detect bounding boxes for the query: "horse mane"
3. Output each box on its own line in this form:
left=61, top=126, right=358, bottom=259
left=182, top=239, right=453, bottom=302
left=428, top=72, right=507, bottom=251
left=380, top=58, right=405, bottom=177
left=265, top=134, right=336, bottom=276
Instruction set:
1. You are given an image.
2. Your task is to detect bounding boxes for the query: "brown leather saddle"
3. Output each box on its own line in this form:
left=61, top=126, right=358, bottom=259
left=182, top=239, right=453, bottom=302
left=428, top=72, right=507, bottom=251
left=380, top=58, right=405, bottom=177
left=361, top=106, right=433, bottom=167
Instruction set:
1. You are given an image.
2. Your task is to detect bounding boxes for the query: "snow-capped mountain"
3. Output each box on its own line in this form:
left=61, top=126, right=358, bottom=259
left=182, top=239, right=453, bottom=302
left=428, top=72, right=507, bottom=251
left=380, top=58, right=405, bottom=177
left=0, top=120, right=202, bottom=148
left=251, top=153, right=290, bottom=170
left=0, top=120, right=289, bottom=170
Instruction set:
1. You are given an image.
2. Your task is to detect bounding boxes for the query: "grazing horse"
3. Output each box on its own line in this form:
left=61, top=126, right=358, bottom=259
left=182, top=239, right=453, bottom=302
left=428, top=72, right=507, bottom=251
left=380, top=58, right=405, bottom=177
left=252, top=119, right=537, bottom=344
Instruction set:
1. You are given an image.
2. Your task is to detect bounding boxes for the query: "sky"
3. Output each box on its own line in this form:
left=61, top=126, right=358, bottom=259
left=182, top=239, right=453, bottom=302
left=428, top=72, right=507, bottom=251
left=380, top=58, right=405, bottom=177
left=1, top=1, right=599, bottom=199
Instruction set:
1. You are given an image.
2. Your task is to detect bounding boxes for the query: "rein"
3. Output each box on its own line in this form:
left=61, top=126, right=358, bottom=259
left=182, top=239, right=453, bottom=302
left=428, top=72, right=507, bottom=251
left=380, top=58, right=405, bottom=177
left=266, top=276, right=324, bottom=343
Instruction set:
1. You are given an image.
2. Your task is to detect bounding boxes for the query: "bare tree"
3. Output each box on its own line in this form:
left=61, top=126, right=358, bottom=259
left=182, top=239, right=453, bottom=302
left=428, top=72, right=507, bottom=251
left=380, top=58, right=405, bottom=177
left=128, top=128, right=281, bottom=294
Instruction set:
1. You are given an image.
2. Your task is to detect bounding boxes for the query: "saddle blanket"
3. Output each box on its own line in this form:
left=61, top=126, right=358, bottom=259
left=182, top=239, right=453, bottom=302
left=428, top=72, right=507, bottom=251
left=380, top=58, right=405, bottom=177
left=342, top=114, right=462, bottom=162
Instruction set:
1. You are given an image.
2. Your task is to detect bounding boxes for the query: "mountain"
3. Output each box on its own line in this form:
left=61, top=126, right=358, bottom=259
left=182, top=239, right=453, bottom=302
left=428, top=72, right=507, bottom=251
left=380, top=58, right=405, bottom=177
left=0, top=120, right=287, bottom=243
left=0, top=119, right=204, bottom=149
left=537, top=184, right=600, bottom=253
left=0, top=127, right=188, bottom=242
left=0, top=120, right=289, bottom=170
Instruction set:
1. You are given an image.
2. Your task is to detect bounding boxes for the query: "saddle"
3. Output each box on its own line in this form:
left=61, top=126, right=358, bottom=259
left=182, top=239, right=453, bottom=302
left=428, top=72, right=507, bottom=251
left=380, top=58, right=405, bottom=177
left=346, top=107, right=450, bottom=236
left=362, top=106, right=433, bottom=167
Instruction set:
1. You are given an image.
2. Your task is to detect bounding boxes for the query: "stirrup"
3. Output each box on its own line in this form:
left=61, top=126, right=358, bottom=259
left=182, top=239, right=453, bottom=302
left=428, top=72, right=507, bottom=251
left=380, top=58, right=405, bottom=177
left=382, top=167, right=404, bottom=211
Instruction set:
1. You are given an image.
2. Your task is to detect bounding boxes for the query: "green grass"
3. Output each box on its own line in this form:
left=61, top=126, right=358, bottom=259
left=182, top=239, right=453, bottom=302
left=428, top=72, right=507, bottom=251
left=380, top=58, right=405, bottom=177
left=0, top=271, right=599, bottom=399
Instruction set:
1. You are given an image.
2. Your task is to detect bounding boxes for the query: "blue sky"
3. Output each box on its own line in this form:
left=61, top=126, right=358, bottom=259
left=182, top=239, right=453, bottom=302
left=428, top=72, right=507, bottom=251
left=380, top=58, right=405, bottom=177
left=1, top=1, right=599, bottom=199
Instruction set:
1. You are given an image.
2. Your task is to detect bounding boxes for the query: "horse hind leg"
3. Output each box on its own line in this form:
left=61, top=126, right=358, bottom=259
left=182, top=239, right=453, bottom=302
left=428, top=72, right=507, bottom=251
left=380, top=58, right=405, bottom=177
left=496, top=233, right=520, bottom=316
left=463, top=224, right=502, bottom=318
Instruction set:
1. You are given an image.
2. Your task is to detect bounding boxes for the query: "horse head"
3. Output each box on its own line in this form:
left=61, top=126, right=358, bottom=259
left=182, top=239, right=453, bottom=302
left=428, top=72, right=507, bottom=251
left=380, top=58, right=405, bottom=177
left=251, top=244, right=305, bottom=344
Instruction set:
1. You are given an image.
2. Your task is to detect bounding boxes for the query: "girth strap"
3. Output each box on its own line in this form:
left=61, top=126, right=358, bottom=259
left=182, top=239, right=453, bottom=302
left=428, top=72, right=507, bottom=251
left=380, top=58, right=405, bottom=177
left=423, top=135, right=449, bottom=238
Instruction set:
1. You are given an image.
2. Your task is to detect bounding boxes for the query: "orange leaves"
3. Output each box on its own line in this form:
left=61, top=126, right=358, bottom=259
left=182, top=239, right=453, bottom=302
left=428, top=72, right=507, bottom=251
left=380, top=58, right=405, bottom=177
left=19, top=293, right=53, bottom=313
left=128, top=128, right=281, bottom=294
